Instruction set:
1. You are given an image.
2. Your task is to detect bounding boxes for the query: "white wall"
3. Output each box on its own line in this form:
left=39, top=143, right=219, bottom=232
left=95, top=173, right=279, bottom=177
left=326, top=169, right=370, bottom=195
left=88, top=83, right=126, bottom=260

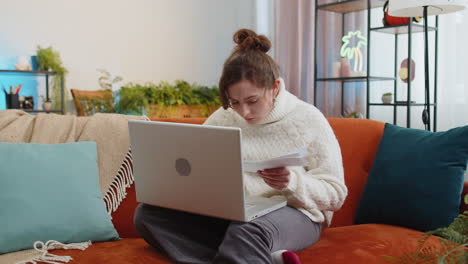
left=0, top=0, right=256, bottom=111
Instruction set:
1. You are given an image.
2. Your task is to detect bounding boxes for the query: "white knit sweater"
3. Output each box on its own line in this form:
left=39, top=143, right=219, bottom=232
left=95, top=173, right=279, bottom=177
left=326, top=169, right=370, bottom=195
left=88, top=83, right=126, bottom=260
left=204, top=79, right=347, bottom=226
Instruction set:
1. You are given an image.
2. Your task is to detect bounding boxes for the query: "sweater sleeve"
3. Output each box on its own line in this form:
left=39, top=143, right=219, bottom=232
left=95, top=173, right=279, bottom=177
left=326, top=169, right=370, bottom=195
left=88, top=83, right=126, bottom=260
left=282, top=114, right=348, bottom=213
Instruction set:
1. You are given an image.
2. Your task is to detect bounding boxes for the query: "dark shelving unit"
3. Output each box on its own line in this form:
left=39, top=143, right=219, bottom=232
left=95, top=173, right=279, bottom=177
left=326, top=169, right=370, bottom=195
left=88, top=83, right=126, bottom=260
left=314, top=0, right=438, bottom=131
left=317, top=76, right=396, bottom=82
left=369, top=103, right=435, bottom=106
left=0, top=69, right=64, bottom=114
left=370, top=24, right=437, bottom=34
left=317, top=0, right=384, bottom=13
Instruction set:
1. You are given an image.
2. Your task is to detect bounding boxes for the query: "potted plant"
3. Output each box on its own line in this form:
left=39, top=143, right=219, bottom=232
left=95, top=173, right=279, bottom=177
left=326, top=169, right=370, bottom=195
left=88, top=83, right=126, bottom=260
left=382, top=92, right=393, bottom=104
left=116, top=80, right=221, bottom=118
left=36, top=46, right=68, bottom=111
left=347, top=111, right=364, bottom=119
left=40, top=96, right=53, bottom=111
left=114, top=84, right=150, bottom=115
left=97, top=69, right=123, bottom=90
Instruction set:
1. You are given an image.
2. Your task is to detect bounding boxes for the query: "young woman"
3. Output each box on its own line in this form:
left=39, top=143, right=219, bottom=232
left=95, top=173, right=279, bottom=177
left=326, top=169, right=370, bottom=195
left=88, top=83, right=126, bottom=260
left=134, top=29, right=347, bottom=264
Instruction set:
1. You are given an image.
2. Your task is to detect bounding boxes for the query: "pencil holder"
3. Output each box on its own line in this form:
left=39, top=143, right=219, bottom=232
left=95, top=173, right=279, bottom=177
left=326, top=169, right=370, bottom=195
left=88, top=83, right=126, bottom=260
left=6, top=94, right=20, bottom=109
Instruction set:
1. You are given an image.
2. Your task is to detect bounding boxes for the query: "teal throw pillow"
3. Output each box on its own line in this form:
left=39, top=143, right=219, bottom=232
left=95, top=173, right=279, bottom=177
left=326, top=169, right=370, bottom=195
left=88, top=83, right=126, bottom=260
left=355, top=123, right=468, bottom=231
left=0, top=142, right=119, bottom=254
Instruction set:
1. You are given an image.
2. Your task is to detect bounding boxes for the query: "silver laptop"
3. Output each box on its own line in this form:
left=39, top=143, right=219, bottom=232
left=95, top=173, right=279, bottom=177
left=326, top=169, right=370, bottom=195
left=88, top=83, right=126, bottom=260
left=128, top=120, right=286, bottom=222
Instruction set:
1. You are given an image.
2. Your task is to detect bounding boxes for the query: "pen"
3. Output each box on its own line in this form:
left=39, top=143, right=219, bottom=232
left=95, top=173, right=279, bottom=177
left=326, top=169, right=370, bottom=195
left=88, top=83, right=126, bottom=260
left=15, top=85, right=23, bottom=94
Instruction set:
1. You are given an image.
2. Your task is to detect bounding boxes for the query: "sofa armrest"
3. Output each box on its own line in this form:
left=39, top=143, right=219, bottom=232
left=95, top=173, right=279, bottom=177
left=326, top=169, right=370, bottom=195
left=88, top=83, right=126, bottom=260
left=111, top=184, right=141, bottom=238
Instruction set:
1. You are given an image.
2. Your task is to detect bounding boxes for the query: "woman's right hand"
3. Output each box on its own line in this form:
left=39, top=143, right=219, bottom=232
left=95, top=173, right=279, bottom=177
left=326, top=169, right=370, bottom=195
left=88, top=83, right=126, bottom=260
left=257, top=167, right=290, bottom=191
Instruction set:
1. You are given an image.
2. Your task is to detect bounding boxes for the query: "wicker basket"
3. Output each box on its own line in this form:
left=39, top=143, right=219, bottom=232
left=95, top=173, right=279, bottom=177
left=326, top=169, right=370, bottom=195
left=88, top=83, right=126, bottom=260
left=146, top=105, right=218, bottom=118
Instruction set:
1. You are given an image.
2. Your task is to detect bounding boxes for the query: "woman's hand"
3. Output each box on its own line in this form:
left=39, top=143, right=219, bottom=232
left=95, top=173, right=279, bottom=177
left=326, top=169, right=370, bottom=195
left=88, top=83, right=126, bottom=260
left=257, top=167, right=290, bottom=190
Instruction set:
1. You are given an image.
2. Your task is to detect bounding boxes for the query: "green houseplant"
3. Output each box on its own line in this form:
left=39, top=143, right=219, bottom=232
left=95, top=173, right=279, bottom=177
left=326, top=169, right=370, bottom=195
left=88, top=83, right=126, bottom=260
left=382, top=92, right=393, bottom=104
left=81, top=95, right=115, bottom=115
left=97, top=69, right=123, bottom=90
left=36, top=46, right=68, bottom=110
left=347, top=111, right=364, bottom=119
left=116, top=80, right=221, bottom=118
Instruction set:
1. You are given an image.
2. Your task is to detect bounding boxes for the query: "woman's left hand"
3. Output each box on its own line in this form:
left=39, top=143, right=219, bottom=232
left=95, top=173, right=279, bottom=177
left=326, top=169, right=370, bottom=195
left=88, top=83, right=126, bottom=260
left=257, top=167, right=290, bottom=190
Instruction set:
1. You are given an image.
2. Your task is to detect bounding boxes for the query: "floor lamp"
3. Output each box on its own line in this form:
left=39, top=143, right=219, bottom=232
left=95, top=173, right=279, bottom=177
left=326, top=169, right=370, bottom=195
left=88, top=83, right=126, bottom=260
left=388, top=0, right=466, bottom=131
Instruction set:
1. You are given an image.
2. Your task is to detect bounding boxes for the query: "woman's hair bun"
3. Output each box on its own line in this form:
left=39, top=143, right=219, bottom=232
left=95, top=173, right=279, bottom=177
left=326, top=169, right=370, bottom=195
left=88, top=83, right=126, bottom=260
left=233, top=28, right=271, bottom=53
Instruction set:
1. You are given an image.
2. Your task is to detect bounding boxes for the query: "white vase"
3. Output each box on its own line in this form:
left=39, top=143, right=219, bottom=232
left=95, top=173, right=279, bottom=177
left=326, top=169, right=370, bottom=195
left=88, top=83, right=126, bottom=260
left=332, top=61, right=341, bottom=77
left=381, top=95, right=393, bottom=104
left=340, top=58, right=351, bottom=77
left=43, top=101, right=53, bottom=111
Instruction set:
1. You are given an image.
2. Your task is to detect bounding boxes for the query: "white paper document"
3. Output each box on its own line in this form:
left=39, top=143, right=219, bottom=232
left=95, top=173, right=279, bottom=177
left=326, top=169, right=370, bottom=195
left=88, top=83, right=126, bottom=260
left=243, top=148, right=310, bottom=172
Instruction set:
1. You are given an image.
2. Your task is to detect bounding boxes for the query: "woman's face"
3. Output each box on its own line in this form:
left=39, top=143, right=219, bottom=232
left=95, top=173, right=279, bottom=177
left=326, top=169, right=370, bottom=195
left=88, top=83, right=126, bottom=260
left=227, top=79, right=279, bottom=125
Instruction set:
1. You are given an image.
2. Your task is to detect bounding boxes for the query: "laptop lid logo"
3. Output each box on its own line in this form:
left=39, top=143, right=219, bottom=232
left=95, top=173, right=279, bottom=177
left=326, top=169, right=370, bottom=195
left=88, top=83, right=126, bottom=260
left=175, top=158, right=191, bottom=176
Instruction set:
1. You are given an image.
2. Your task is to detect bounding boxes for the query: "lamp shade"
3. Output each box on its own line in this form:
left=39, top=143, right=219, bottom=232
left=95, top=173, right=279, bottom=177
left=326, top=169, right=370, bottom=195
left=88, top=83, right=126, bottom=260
left=389, top=0, right=467, bottom=17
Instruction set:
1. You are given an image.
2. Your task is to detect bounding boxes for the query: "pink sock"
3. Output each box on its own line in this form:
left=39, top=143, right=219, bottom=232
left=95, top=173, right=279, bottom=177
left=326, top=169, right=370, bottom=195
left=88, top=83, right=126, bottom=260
left=271, top=250, right=301, bottom=264
left=281, top=251, right=301, bottom=264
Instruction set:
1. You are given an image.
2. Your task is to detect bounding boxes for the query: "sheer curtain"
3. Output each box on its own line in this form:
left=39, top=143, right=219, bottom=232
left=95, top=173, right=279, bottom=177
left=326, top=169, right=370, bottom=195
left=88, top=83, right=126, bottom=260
left=273, top=0, right=315, bottom=103
left=437, top=9, right=468, bottom=179
left=437, top=8, right=468, bottom=131
left=273, top=0, right=364, bottom=116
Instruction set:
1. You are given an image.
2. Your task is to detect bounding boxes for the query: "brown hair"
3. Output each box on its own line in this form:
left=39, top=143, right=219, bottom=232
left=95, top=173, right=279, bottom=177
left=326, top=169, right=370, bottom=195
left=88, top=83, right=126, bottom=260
left=219, top=29, right=280, bottom=109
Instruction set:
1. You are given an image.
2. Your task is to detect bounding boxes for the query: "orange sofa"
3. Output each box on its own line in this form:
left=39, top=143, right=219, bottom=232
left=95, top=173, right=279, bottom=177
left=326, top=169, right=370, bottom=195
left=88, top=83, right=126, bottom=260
left=51, top=117, right=467, bottom=264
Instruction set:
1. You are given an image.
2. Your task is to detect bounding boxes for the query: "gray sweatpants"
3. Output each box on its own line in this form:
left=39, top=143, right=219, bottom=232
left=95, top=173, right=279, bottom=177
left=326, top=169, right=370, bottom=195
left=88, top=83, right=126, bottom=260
left=134, top=204, right=322, bottom=264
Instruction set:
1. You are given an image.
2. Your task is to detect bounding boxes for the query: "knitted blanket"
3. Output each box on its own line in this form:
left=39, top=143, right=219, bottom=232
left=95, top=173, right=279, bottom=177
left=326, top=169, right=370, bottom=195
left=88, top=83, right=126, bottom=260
left=0, top=110, right=148, bottom=263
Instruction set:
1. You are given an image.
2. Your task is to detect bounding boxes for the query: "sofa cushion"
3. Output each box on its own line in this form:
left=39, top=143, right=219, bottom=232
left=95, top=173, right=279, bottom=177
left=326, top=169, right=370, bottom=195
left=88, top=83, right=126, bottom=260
left=298, top=224, right=442, bottom=264
left=0, top=142, right=119, bottom=254
left=50, top=238, right=170, bottom=264
left=327, top=118, right=385, bottom=227
left=111, top=184, right=141, bottom=238
left=355, top=123, right=468, bottom=231
left=51, top=224, right=442, bottom=264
